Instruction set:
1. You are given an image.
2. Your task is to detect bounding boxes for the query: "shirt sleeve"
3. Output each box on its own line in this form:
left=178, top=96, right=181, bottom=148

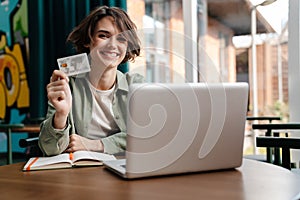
left=38, top=109, right=71, bottom=156
left=101, top=131, right=126, bottom=154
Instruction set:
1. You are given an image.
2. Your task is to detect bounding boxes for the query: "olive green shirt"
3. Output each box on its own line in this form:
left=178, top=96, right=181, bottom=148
left=38, top=70, right=144, bottom=156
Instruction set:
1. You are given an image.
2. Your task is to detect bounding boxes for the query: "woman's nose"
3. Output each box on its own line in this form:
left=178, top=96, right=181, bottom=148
left=107, top=36, right=118, bottom=49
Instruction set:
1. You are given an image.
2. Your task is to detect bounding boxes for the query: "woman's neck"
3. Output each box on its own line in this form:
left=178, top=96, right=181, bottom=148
left=88, top=67, right=117, bottom=90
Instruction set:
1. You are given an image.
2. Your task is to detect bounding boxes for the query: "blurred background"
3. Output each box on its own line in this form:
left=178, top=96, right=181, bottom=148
left=1, top=0, right=299, bottom=165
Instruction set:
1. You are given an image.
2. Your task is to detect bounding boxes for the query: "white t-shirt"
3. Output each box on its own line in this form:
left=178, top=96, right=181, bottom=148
left=86, top=81, right=120, bottom=139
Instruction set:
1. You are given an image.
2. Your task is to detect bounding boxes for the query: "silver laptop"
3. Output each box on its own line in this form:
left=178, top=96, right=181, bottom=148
left=103, top=82, right=249, bottom=179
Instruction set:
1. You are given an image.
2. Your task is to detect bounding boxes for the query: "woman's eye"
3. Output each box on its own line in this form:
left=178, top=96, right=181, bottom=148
left=117, top=36, right=127, bottom=43
left=98, top=34, right=109, bottom=39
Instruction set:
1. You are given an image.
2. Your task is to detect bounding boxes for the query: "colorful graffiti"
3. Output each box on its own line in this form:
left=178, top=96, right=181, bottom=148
left=0, top=0, right=19, bottom=47
left=0, top=0, right=30, bottom=122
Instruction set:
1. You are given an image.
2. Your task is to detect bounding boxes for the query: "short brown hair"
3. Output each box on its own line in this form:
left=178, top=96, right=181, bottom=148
left=67, top=6, right=140, bottom=63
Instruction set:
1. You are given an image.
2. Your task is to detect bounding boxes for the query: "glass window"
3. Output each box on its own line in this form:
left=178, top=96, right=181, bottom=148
left=128, top=0, right=184, bottom=83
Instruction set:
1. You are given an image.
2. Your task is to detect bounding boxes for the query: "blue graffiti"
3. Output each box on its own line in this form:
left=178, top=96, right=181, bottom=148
left=9, top=108, right=26, bottom=124
left=0, top=0, right=21, bottom=47
left=0, top=109, right=27, bottom=153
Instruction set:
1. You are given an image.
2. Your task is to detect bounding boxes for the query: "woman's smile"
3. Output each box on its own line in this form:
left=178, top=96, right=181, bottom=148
left=100, top=50, right=120, bottom=59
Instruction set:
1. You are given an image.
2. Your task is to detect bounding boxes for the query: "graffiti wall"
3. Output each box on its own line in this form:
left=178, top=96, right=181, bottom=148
left=0, top=0, right=30, bottom=123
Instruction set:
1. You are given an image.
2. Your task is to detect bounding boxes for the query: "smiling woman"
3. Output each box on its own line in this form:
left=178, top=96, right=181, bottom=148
left=38, top=6, right=145, bottom=156
left=67, top=6, right=140, bottom=61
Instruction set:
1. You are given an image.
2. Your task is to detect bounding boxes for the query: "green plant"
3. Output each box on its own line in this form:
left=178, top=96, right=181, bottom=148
left=266, top=100, right=289, bottom=122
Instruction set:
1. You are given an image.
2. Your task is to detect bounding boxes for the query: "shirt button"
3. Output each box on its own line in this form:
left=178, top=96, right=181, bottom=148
left=115, top=115, right=119, bottom=120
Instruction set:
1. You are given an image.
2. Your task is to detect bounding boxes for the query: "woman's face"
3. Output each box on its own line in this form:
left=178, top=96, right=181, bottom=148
left=89, top=16, right=128, bottom=69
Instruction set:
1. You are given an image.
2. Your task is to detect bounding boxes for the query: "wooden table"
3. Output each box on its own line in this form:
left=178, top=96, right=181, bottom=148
left=0, top=159, right=299, bottom=200
left=0, top=124, right=40, bottom=164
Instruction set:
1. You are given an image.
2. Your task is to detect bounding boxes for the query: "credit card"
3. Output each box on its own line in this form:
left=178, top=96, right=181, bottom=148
left=57, top=53, right=90, bottom=76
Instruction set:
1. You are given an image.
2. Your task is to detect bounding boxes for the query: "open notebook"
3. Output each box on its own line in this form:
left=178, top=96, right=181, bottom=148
left=23, top=151, right=116, bottom=171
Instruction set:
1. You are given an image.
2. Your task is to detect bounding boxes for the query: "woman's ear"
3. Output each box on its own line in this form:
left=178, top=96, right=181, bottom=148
left=84, top=44, right=90, bottom=48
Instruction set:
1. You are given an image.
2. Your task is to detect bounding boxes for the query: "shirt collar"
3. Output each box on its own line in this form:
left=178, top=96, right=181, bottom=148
left=74, top=70, right=128, bottom=92
left=115, top=70, right=129, bottom=92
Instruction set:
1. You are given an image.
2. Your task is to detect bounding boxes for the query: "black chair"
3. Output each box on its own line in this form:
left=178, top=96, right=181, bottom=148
left=246, top=116, right=281, bottom=123
left=256, top=136, right=300, bottom=170
left=19, top=137, right=39, bottom=148
left=253, top=123, right=300, bottom=170
left=244, top=116, right=281, bottom=162
left=19, top=137, right=43, bottom=158
left=18, top=117, right=44, bottom=158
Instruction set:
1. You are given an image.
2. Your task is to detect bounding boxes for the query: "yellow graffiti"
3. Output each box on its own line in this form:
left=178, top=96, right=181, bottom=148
left=0, top=44, right=30, bottom=118
left=0, top=82, right=6, bottom=118
left=0, top=35, right=6, bottom=49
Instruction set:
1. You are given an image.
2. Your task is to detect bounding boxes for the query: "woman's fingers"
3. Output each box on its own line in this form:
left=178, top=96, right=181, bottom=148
left=46, top=70, right=72, bottom=117
left=50, top=70, right=69, bottom=82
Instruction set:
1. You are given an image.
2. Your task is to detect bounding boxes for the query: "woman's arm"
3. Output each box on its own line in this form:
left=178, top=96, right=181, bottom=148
left=38, top=70, right=73, bottom=156
left=38, top=108, right=71, bottom=156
